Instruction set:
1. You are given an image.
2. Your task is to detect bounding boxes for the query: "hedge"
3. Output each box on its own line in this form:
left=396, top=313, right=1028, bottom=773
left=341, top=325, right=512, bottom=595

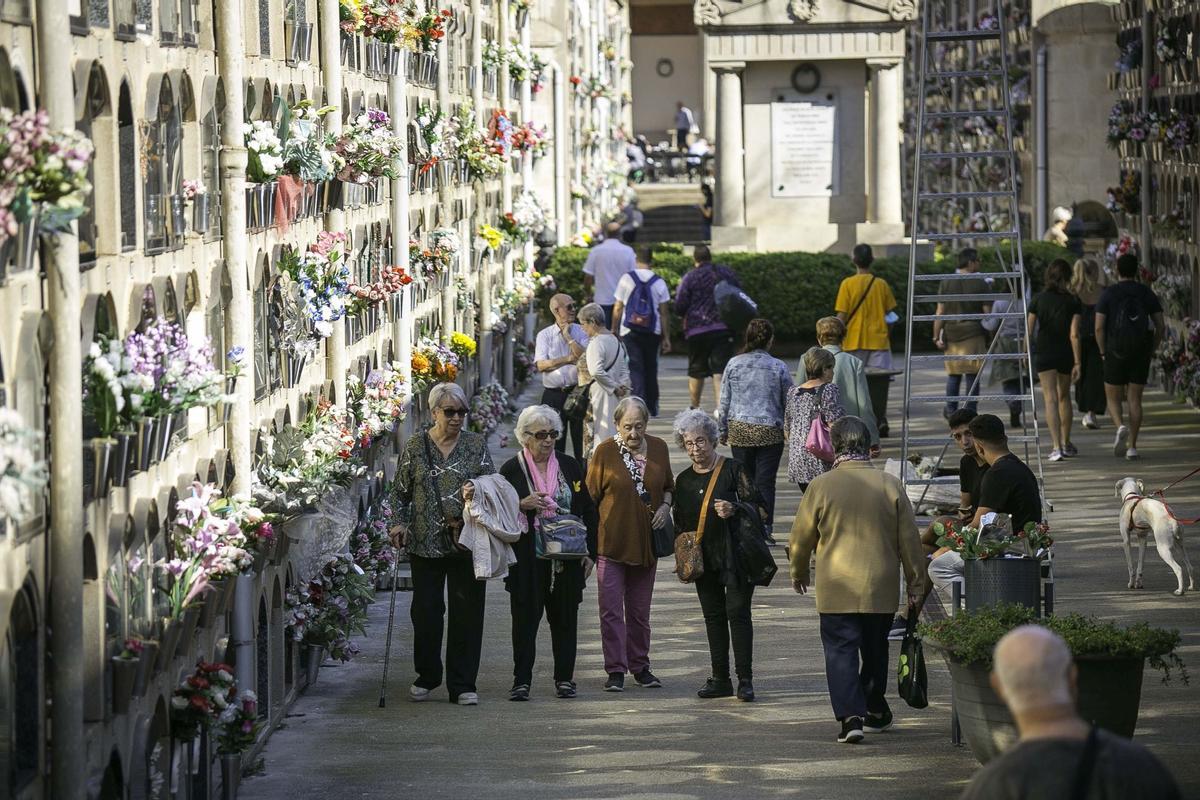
left=539, top=241, right=1071, bottom=350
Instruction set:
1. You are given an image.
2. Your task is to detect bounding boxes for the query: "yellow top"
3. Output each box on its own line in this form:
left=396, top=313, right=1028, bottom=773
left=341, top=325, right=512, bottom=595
left=834, top=273, right=897, bottom=352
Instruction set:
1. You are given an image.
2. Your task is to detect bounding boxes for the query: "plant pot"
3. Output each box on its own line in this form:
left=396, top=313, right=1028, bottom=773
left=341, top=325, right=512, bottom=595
left=132, top=641, right=158, bottom=696
left=155, top=414, right=175, bottom=462
left=170, top=194, right=188, bottom=237
left=305, top=644, right=325, bottom=685
left=193, top=193, right=210, bottom=233
left=113, top=430, right=135, bottom=487
left=220, top=752, right=241, bottom=800
left=287, top=353, right=308, bottom=386
left=91, top=438, right=115, bottom=501
left=135, top=417, right=157, bottom=471
left=271, top=532, right=291, bottom=565
left=111, top=656, right=139, bottom=715
left=515, top=6, right=528, bottom=27
left=963, top=557, right=1042, bottom=612
left=176, top=603, right=203, bottom=657
left=156, top=618, right=182, bottom=672
left=199, top=591, right=222, bottom=629
left=15, top=209, right=40, bottom=273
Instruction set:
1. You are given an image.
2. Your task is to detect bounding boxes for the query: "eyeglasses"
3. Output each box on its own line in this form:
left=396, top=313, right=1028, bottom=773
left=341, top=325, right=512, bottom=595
left=683, top=440, right=710, bottom=451
left=439, top=407, right=468, bottom=417
left=562, top=303, right=576, bottom=311
left=532, top=430, right=560, bottom=441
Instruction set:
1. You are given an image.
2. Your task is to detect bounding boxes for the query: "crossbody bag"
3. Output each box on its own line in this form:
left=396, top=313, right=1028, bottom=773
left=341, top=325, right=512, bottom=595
left=675, top=457, right=724, bottom=583
left=422, top=433, right=469, bottom=555
left=563, top=340, right=624, bottom=422
left=517, top=453, right=588, bottom=560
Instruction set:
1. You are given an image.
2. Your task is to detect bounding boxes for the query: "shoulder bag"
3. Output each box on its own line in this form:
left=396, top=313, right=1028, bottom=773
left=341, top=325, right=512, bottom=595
left=562, top=340, right=623, bottom=422
left=517, top=453, right=588, bottom=560
left=675, top=457, right=724, bottom=583
left=804, top=385, right=835, bottom=464
left=843, top=274, right=878, bottom=326
left=896, top=615, right=928, bottom=709
left=423, top=433, right=469, bottom=555
left=729, top=501, right=778, bottom=587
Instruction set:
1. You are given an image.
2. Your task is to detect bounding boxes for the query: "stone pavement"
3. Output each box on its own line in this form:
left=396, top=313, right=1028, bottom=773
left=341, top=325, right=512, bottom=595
left=241, top=355, right=1200, bottom=799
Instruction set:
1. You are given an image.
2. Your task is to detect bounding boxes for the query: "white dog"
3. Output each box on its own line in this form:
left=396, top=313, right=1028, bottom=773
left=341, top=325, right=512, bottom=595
left=1115, top=477, right=1195, bottom=596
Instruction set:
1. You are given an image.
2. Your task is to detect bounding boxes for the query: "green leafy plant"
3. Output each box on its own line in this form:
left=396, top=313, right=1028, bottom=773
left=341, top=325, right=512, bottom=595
left=921, top=604, right=1189, bottom=685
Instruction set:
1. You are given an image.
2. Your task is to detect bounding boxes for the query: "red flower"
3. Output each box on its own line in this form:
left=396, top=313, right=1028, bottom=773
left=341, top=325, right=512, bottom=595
left=569, top=75, right=582, bottom=85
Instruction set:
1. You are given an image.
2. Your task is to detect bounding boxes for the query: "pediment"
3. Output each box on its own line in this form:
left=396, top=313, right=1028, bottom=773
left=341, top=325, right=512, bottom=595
left=695, top=0, right=914, bottom=28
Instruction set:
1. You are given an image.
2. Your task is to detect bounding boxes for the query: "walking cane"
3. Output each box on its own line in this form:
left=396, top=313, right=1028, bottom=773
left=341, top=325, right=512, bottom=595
left=378, top=553, right=402, bottom=708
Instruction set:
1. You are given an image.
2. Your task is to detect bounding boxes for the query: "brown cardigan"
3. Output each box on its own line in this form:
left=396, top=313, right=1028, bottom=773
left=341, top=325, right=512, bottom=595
left=586, top=435, right=674, bottom=566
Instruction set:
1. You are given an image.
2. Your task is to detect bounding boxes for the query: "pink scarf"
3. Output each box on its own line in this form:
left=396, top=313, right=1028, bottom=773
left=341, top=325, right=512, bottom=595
left=522, top=447, right=561, bottom=530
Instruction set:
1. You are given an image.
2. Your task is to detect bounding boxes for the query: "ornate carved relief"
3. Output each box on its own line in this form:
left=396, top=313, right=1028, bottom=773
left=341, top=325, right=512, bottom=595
left=887, top=0, right=916, bottom=21
left=694, top=0, right=722, bottom=26
left=788, top=0, right=819, bottom=22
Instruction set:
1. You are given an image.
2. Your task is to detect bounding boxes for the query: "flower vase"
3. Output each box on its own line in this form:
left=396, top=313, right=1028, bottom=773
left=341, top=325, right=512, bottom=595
left=220, top=376, right=237, bottom=423
left=245, top=186, right=258, bottom=229
left=132, top=641, right=158, bottom=696
left=220, top=753, right=242, bottom=800
left=386, top=46, right=402, bottom=75
left=15, top=209, right=41, bottom=273
left=287, top=353, right=308, bottom=386
left=155, top=414, right=175, bottom=462
left=264, top=182, right=278, bottom=226
left=176, top=602, right=204, bottom=657
left=135, top=417, right=156, bottom=471
left=111, top=656, right=138, bottom=715
left=271, top=532, right=291, bottom=565
left=170, top=194, right=188, bottom=238
left=515, top=6, right=528, bottom=27
left=199, top=589, right=222, bottom=628
left=91, top=438, right=115, bottom=501
left=458, top=159, right=469, bottom=183
left=305, top=643, right=325, bottom=685
left=193, top=193, right=210, bottom=234
left=113, top=430, right=135, bottom=486
left=156, top=619, right=182, bottom=672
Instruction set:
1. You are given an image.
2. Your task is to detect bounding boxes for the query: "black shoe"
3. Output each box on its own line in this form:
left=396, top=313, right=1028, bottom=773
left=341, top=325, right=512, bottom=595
left=634, top=668, right=662, bottom=688
left=555, top=681, right=577, bottom=699
left=508, top=684, right=530, bottom=702
left=603, top=673, right=625, bottom=692
left=736, top=678, right=755, bottom=702
left=864, top=708, right=894, bottom=733
left=878, top=422, right=890, bottom=438
left=838, top=717, right=865, bottom=744
left=696, top=678, right=734, bottom=698
left=1010, top=409, right=1023, bottom=429
left=887, top=615, right=908, bottom=641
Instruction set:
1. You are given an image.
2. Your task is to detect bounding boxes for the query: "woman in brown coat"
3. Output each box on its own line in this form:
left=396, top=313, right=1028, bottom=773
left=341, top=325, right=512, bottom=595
left=585, top=396, right=674, bottom=692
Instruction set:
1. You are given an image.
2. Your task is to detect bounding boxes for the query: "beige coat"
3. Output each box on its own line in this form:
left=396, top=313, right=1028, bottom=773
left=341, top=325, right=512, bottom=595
left=461, top=474, right=522, bottom=580
left=788, top=461, right=926, bottom=614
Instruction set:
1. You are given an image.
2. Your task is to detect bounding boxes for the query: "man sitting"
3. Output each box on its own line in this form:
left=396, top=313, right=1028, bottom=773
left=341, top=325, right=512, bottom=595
left=959, top=625, right=1181, bottom=799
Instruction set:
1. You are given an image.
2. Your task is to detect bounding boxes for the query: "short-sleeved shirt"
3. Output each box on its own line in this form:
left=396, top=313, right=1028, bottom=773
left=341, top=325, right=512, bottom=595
left=936, top=274, right=991, bottom=342
left=534, top=323, right=589, bottom=389
left=614, top=268, right=672, bottom=335
left=582, top=239, right=637, bottom=305
left=977, top=453, right=1041, bottom=531
left=1096, top=280, right=1163, bottom=351
left=835, top=273, right=897, bottom=351
left=1029, top=289, right=1083, bottom=361
left=959, top=455, right=989, bottom=513
left=959, top=730, right=1182, bottom=800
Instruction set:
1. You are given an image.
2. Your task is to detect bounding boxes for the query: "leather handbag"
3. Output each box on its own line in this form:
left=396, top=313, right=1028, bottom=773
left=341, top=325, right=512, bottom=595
left=536, top=514, right=589, bottom=560
left=675, top=457, right=724, bottom=583
left=651, top=523, right=675, bottom=559
left=423, top=433, right=469, bottom=555
left=804, top=387, right=835, bottom=463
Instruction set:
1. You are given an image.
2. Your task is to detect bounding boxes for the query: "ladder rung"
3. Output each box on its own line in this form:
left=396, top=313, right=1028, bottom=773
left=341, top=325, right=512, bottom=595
left=914, top=293, right=1007, bottom=302
left=914, top=271, right=1023, bottom=281
left=926, top=70, right=1007, bottom=79
left=922, top=231, right=1019, bottom=241
left=912, top=312, right=1022, bottom=322
left=925, top=29, right=1004, bottom=42
left=905, top=476, right=962, bottom=486
left=910, top=394, right=1035, bottom=403
left=922, top=150, right=1012, bottom=159
left=924, top=109, right=1009, bottom=119
left=906, top=434, right=1039, bottom=446
left=909, top=352, right=1028, bottom=362
left=918, top=191, right=1014, bottom=200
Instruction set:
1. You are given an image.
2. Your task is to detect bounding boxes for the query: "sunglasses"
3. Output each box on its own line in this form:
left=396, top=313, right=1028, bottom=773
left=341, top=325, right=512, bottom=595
left=562, top=303, right=576, bottom=311
left=439, top=407, right=468, bottom=417
left=532, top=430, right=560, bottom=441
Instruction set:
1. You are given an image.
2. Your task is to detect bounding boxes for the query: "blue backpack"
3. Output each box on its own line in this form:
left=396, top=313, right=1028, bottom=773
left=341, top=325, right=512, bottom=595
left=624, top=272, right=664, bottom=334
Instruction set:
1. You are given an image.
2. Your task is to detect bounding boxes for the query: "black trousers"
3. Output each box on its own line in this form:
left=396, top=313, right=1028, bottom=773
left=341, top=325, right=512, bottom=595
left=541, top=386, right=584, bottom=461
left=818, top=612, right=892, bottom=720
left=731, top=442, right=784, bottom=528
left=695, top=572, right=754, bottom=680
left=409, top=554, right=487, bottom=701
left=510, top=560, right=584, bottom=686
left=623, top=330, right=661, bottom=416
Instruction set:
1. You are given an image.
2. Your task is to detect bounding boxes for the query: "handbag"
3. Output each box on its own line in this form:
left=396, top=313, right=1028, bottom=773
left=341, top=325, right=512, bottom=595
left=730, top=505, right=778, bottom=587
left=804, top=386, right=835, bottom=464
left=651, top=523, right=675, bottom=559
left=675, top=457, right=724, bottom=584
left=614, top=436, right=672, bottom=561
left=422, top=433, right=468, bottom=555
left=896, top=615, right=929, bottom=709
left=561, top=342, right=622, bottom=422
left=517, top=453, right=588, bottom=560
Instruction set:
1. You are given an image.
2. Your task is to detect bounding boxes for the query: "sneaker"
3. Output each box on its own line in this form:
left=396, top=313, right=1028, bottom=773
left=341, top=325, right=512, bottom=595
left=736, top=678, right=755, bottom=702
left=1064, top=443, right=1078, bottom=457
left=409, top=685, right=432, bottom=702
left=1113, top=425, right=1129, bottom=457
left=1083, top=412, right=1099, bottom=429
left=1126, top=447, right=1140, bottom=461
left=603, top=672, right=625, bottom=692
left=634, top=668, right=662, bottom=688
left=864, top=708, right=894, bottom=733
left=555, top=681, right=577, bottom=699
left=456, top=692, right=479, bottom=706
left=696, top=678, right=734, bottom=698
left=508, top=684, right=530, bottom=702
left=1048, top=448, right=1064, bottom=462
left=838, top=717, right=865, bottom=744
left=887, top=615, right=908, bottom=641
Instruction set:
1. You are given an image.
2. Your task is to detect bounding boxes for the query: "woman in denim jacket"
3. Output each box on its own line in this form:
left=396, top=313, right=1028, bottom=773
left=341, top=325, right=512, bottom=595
left=717, top=319, right=794, bottom=529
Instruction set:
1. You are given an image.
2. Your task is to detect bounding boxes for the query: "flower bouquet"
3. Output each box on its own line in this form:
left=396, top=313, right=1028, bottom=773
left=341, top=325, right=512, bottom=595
left=408, top=8, right=451, bottom=53
left=360, top=0, right=407, bottom=42
left=253, top=402, right=365, bottom=514
left=414, top=104, right=448, bottom=175
left=277, top=231, right=353, bottom=338
left=207, top=490, right=277, bottom=559
left=449, top=331, right=477, bottom=363
left=336, top=109, right=404, bottom=184
left=243, top=120, right=284, bottom=183
left=476, top=223, right=505, bottom=252
left=340, top=0, right=364, bottom=33
left=411, top=337, right=460, bottom=392
left=511, top=190, right=548, bottom=238
left=215, top=690, right=263, bottom=754
left=0, top=108, right=94, bottom=239
left=468, top=381, right=511, bottom=436
left=281, top=101, right=342, bottom=183
left=286, top=553, right=374, bottom=662
left=511, top=121, right=549, bottom=157
left=346, top=362, right=410, bottom=444
left=351, top=497, right=399, bottom=580
left=0, top=408, right=48, bottom=524
left=487, top=109, right=515, bottom=158
left=451, top=104, right=504, bottom=180
left=348, top=264, right=412, bottom=316
left=159, top=482, right=255, bottom=619
left=170, top=660, right=236, bottom=739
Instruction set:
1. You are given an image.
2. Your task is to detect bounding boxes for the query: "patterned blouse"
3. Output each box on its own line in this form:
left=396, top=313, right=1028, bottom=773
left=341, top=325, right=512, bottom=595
left=393, top=428, right=495, bottom=558
left=784, top=382, right=846, bottom=486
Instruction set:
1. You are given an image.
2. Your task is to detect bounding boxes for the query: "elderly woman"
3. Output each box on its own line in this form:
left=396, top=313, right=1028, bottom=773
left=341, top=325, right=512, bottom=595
left=585, top=396, right=674, bottom=692
left=392, top=382, right=495, bottom=706
left=789, top=417, right=925, bottom=744
left=785, top=347, right=846, bottom=492
left=672, top=409, right=767, bottom=702
left=578, top=301, right=632, bottom=456
left=499, top=405, right=599, bottom=701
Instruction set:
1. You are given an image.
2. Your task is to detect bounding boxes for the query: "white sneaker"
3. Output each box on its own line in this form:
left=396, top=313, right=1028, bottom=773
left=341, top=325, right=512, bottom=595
left=1083, top=412, right=1099, bottom=429
left=456, top=692, right=479, bottom=706
left=1125, top=447, right=1140, bottom=461
left=1113, top=425, right=1129, bottom=457
left=409, top=685, right=431, bottom=702
left=1048, top=449, right=1064, bottom=462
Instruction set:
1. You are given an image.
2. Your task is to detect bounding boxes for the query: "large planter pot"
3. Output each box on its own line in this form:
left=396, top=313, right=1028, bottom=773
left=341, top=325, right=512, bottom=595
left=945, top=655, right=1146, bottom=764
left=133, top=641, right=158, bottom=696
left=111, top=656, right=139, bottom=715
left=304, top=643, right=325, bottom=685
left=964, top=557, right=1042, bottom=612
left=220, top=752, right=242, bottom=800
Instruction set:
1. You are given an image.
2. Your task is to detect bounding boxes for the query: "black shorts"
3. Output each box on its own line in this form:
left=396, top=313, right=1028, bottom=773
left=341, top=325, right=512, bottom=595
left=1103, top=351, right=1151, bottom=386
left=687, top=329, right=736, bottom=379
left=1035, top=351, right=1074, bottom=375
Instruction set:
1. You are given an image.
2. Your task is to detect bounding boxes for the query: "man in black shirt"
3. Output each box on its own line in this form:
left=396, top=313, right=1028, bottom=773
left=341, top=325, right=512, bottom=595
left=968, top=413, right=1042, bottom=532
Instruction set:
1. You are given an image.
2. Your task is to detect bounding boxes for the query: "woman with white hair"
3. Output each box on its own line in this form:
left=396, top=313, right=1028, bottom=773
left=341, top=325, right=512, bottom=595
left=585, top=395, right=674, bottom=692
left=671, top=409, right=767, bottom=702
left=498, top=405, right=598, bottom=700
left=391, top=381, right=495, bottom=706
left=577, top=301, right=632, bottom=456
left=1043, top=206, right=1072, bottom=246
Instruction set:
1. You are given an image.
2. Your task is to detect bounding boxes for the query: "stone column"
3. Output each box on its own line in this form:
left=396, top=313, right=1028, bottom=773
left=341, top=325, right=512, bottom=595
left=867, top=58, right=903, bottom=226
left=714, top=63, right=746, bottom=227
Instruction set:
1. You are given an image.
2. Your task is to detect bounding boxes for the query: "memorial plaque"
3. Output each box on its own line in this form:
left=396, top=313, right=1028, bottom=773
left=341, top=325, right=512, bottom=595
left=771, top=101, right=838, bottom=197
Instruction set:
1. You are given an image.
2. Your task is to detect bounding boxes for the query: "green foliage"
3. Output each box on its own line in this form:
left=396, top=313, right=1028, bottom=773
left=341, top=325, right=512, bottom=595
left=920, top=603, right=1189, bottom=685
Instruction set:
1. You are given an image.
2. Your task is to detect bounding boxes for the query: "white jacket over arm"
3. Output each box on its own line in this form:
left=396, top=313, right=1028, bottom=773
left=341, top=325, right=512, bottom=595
left=461, top=474, right=522, bottom=580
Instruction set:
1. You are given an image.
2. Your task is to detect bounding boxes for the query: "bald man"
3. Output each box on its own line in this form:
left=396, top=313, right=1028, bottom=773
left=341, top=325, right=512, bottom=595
left=582, top=221, right=636, bottom=327
left=960, top=625, right=1180, bottom=799
left=535, top=293, right=589, bottom=459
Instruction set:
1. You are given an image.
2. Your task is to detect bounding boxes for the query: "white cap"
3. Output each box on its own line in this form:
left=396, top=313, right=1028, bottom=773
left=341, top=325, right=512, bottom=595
left=1052, top=206, right=1073, bottom=223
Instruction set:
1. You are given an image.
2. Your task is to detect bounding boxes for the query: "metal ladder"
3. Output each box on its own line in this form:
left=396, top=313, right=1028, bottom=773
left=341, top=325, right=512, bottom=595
left=900, top=0, right=1047, bottom=510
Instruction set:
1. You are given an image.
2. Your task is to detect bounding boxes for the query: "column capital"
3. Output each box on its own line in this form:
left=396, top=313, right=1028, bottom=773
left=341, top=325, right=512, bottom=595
left=866, top=57, right=902, bottom=71
left=712, top=61, right=746, bottom=74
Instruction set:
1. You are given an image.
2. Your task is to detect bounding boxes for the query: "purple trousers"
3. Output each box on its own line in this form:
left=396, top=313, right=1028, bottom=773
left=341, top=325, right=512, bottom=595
left=596, top=557, right=657, bottom=674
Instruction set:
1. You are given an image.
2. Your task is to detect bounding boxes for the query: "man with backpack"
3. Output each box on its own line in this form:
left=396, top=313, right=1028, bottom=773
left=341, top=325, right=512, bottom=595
left=675, top=245, right=740, bottom=411
left=611, top=249, right=673, bottom=416
left=1095, top=254, right=1165, bottom=460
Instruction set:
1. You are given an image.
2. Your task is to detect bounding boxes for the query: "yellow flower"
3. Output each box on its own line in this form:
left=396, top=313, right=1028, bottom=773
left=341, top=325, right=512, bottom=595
left=450, top=332, right=477, bottom=358
left=478, top=224, right=504, bottom=251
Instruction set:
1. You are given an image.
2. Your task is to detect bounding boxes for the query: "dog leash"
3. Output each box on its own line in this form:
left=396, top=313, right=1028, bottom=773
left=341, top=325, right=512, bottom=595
left=1126, top=466, right=1200, bottom=527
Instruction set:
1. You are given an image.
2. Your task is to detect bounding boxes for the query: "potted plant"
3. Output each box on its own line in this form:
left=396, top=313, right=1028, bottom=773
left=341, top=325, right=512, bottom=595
left=111, top=638, right=143, bottom=715
left=932, top=518, right=1051, bottom=611
left=286, top=552, right=374, bottom=685
left=215, top=690, right=263, bottom=799
left=923, top=604, right=1188, bottom=765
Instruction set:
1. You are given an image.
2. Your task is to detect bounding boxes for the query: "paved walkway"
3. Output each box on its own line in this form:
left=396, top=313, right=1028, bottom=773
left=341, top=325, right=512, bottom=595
left=241, top=356, right=1200, bottom=799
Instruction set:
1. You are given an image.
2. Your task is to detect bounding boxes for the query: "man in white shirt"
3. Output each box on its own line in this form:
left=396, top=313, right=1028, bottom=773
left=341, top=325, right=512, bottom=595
left=535, top=293, right=590, bottom=459
left=611, top=255, right=672, bottom=417
left=675, top=102, right=695, bottom=150
left=582, top=221, right=636, bottom=328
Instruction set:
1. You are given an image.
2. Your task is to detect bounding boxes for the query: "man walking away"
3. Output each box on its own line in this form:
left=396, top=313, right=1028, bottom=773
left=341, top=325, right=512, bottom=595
left=534, top=293, right=590, bottom=460
left=835, top=244, right=898, bottom=433
left=932, top=248, right=993, bottom=418
left=611, top=249, right=672, bottom=417
left=675, top=245, right=739, bottom=410
left=582, top=221, right=637, bottom=328
left=675, top=101, right=695, bottom=151
left=960, top=626, right=1181, bottom=800
left=1096, top=253, right=1165, bottom=460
